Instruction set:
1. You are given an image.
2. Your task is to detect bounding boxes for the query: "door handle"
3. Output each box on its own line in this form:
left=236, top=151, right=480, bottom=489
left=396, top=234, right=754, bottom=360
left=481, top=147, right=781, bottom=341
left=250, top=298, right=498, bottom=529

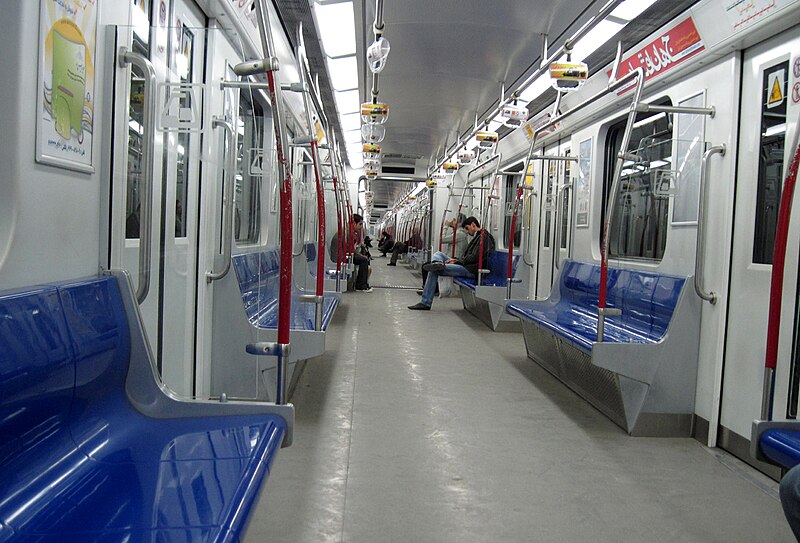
left=118, top=47, right=157, bottom=304
left=207, top=118, right=236, bottom=282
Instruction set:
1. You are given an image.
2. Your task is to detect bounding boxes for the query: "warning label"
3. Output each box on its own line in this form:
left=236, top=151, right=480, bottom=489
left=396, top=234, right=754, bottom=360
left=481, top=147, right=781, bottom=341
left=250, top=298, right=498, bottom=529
left=768, top=69, right=786, bottom=109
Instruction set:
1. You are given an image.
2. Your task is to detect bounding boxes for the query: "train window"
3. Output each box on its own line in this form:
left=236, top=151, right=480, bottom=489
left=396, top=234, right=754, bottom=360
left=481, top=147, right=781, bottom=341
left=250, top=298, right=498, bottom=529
left=172, top=23, right=195, bottom=239
left=235, top=90, right=265, bottom=245
left=560, top=149, right=571, bottom=249
left=603, top=100, right=673, bottom=261
left=503, top=166, right=523, bottom=249
left=753, top=61, right=789, bottom=265
left=543, top=160, right=556, bottom=249
left=124, top=30, right=150, bottom=239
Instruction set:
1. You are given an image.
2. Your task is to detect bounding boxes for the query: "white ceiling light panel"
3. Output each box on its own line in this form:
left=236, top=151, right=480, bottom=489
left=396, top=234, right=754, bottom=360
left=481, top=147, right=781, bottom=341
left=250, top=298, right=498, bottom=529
left=326, top=55, right=359, bottom=91
left=313, top=1, right=356, bottom=58
left=334, top=89, right=360, bottom=115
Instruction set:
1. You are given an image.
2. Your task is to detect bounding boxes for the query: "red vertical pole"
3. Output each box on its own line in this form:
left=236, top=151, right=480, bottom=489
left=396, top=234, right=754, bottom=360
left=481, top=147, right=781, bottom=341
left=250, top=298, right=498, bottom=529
left=348, top=203, right=355, bottom=255
left=765, top=141, right=800, bottom=370
left=507, top=186, right=523, bottom=286
left=265, top=69, right=292, bottom=346
left=310, top=141, right=326, bottom=297
left=333, top=177, right=343, bottom=273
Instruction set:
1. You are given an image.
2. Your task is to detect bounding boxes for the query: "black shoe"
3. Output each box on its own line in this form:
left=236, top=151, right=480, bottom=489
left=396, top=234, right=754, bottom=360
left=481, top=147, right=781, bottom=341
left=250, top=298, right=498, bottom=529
left=387, top=262, right=396, bottom=266
left=408, top=302, right=431, bottom=310
left=422, top=261, right=445, bottom=273
left=416, top=289, right=424, bottom=295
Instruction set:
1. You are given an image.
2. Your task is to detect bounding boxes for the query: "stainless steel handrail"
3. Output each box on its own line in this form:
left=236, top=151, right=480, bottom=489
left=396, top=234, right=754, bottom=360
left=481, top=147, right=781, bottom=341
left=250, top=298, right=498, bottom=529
left=694, top=144, right=725, bottom=304
left=207, top=118, right=236, bottom=282
left=119, top=47, right=157, bottom=304
left=554, top=181, right=573, bottom=271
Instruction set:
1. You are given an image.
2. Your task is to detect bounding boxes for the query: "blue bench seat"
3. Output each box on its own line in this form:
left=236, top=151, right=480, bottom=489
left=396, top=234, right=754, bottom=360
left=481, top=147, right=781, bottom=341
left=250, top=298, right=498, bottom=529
left=453, top=250, right=519, bottom=290
left=0, top=274, right=292, bottom=542
left=506, top=260, right=683, bottom=352
left=505, top=260, right=700, bottom=436
left=233, top=249, right=339, bottom=331
left=450, top=250, right=523, bottom=331
left=759, top=429, right=800, bottom=470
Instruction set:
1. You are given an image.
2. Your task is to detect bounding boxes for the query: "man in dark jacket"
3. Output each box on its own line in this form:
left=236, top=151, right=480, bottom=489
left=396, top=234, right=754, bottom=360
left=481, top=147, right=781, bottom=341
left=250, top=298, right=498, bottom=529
left=408, top=216, right=494, bottom=310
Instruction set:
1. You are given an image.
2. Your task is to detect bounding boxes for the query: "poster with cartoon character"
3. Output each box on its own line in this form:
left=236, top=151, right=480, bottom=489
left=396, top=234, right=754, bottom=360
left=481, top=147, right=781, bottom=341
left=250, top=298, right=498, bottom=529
left=37, top=0, right=98, bottom=173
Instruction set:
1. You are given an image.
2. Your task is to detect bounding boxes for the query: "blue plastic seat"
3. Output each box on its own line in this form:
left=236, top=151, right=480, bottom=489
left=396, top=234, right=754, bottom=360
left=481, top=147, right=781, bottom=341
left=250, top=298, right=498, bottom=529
left=0, top=276, right=288, bottom=542
left=232, top=249, right=339, bottom=331
left=506, top=260, right=684, bottom=352
left=453, top=250, right=519, bottom=290
left=758, top=429, right=800, bottom=470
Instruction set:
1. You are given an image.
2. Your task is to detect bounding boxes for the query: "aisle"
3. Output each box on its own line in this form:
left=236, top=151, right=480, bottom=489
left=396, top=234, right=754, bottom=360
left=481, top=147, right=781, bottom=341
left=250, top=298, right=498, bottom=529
left=245, top=262, right=792, bottom=542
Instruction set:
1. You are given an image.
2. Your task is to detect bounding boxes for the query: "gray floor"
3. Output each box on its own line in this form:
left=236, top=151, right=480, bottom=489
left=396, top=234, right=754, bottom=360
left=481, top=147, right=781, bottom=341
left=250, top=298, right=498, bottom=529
left=246, top=259, right=794, bottom=542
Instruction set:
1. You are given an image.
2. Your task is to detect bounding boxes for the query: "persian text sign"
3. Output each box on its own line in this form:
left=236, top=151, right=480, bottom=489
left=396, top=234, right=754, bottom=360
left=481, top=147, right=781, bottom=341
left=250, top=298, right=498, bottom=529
left=612, top=17, right=705, bottom=94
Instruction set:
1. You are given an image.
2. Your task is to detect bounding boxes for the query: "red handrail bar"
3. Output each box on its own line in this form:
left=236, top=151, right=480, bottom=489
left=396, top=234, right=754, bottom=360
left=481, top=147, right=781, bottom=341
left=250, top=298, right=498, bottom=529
left=506, top=185, right=524, bottom=297
left=265, top=68, right=293, bottom=347
left=310, top=140, right=326, bottom=297
left=347, top=202, right=355, bottom=255
left=761, top=139, right=800, bottom=420
left=333, top=177, right=343, bottom=274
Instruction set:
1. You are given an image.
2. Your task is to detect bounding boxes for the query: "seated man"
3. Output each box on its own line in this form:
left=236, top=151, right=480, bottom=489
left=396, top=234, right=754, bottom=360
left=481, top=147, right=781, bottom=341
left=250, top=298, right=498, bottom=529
left=387, top=231, right=420, bottom=266
left=780, top=463, right=800, bottom=539
left=418, top=213, right=467, bottom=295
left=330, top=214, right=372, bottom=292
left=408, top=216, right=494, bottom=310
left=377, top=230, right=394, bottom=256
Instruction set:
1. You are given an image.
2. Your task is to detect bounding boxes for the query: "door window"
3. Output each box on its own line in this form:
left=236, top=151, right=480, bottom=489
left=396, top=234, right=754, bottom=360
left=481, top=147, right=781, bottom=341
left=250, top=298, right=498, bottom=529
left=753, top=60, right=789, bottom=265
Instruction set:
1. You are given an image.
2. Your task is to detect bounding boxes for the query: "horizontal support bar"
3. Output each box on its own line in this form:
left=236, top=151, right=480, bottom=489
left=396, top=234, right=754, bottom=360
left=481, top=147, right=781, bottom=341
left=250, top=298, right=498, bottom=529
left=635, top=104, right=715, bottom=117
left=529, top=154, right=578, bottom=162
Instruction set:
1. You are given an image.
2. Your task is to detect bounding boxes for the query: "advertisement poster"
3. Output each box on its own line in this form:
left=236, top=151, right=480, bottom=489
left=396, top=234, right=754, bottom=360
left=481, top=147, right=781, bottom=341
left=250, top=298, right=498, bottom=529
left=37, top=0, right=98, bottom=173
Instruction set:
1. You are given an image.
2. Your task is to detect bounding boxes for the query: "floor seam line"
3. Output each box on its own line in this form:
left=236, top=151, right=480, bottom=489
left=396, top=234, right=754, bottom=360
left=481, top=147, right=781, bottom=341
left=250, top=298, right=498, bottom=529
left=339, top=315, right=358, bottom=543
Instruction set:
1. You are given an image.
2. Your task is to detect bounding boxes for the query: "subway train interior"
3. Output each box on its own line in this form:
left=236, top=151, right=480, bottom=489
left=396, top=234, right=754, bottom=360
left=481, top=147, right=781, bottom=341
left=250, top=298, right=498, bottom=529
left=7, top=0, right=800, bottom=541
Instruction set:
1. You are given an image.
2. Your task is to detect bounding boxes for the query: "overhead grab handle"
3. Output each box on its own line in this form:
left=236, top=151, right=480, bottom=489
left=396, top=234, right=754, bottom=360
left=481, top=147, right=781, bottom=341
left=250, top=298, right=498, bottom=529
left=118, top=47, right=157, bottom=305
left=207, top=117, right=237, bottom=283
left=694, top=145, right=725, bottom=304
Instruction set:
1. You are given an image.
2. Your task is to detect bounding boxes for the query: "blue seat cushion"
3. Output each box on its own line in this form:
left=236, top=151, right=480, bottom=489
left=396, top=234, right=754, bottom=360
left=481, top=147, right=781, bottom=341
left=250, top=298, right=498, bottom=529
left=506, top=260, right=684, bottom=352
left=759, top=429, right=800, bottom=470
left=232, top=249, right=339, bottom=331
left=453, top=251, right=520, bottom=290
left=0, top=276, right=287, bottom=542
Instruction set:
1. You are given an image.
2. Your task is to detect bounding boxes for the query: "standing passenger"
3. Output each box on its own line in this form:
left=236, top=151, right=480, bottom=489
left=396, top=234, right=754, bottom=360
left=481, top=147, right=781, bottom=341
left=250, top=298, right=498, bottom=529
left=408, top=216, right=494, bottom=310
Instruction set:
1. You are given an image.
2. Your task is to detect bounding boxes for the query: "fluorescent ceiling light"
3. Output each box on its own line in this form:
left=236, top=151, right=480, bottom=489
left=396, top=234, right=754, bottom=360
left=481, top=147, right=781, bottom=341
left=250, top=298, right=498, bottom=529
left=567, top=20, right=624, bottom=62
left=344, top=129, right=362, bottom=144
left=611, top=0, right=660, bottom=21
left=518, top=73, right=551, bottom=102
left=335, top=89, right=360, bottom=115
left=487, top=119, right=504, bottom=132
left=313, top=1, right=356, bottom=58
left=327, top=55, right=359, bottom=91
left=410, top=182, right=426, bottom=197
left=340, top=112, right=361, bottom=131
left=346, top=142, right=363, bottom=158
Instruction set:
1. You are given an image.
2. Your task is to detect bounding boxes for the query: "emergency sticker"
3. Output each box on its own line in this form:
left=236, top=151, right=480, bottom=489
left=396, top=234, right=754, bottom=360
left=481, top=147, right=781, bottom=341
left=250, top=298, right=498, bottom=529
left=768, top=69, right=785, bottom=109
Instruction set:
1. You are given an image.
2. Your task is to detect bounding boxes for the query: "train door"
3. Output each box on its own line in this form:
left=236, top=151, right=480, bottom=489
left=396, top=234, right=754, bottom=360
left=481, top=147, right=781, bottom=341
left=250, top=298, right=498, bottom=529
left=720, top=28, right=800, bottom=454
left=534, top=144, right=559, bottom=296
left=194, top=25, right=253, bottom=398
left=555, top=144, right=573, bottom=270
left=110, top=0, right=206, bottom=397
